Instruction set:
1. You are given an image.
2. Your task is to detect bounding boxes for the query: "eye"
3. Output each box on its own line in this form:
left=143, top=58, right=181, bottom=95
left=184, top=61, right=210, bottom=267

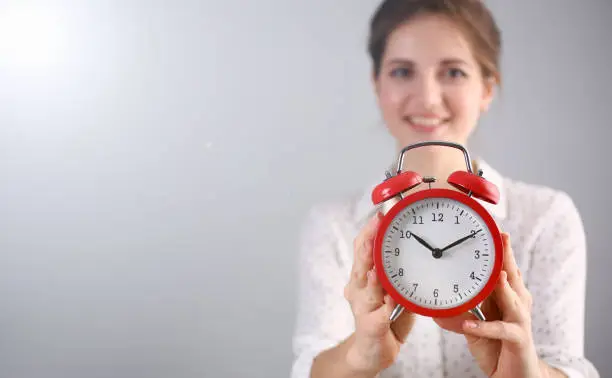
left=445, top=67, right=468, bottom=79
left=390, top=67, right=413, bottom=79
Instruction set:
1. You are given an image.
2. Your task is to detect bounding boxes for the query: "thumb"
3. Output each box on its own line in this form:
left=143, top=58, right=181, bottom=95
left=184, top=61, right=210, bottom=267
left=361, top=295, right=395, bottom=338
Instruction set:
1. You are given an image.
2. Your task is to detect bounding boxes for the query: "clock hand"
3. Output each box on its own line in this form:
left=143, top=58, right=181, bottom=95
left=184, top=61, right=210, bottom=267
left=407, top=231, right=436, bottom=253
left=440, top=229, right=483, bottom=253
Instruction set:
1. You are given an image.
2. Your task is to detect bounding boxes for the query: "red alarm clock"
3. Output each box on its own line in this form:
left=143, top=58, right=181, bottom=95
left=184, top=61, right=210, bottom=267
left=371, top=141, right=503, bottom=322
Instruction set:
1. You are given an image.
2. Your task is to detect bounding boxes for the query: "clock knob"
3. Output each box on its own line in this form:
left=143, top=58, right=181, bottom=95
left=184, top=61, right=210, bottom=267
left=422, top=176, right=436, bottom=189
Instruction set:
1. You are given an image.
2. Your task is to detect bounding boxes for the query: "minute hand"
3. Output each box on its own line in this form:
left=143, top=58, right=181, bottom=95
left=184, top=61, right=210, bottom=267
left=440, top=229, right=482, bottom=252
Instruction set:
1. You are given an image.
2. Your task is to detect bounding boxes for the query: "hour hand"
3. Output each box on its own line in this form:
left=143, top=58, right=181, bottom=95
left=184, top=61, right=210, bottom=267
left=408, top=231, right=436, bottom=252
left=440, top=229, right=482, bottom=253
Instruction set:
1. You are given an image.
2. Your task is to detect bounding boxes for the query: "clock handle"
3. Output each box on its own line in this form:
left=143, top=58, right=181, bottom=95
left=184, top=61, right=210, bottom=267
left=470, top=305, right=486, bottom=321
left=396, top=141, right=474, bottom=175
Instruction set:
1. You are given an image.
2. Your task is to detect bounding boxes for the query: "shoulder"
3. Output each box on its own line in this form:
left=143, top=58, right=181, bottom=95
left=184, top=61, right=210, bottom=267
left=298, top=192, right=366, bottom=268
left=476, top=158, right=585, bottom=254
left=300, top=193, right=362, bottom=239
left=502, top=176, right=583, bottom=227
left=500, top=175, right=585, bottom=253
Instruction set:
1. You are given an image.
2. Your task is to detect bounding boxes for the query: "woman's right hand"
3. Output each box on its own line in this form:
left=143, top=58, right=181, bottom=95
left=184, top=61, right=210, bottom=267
left=343, top=213, right=416, bottom=375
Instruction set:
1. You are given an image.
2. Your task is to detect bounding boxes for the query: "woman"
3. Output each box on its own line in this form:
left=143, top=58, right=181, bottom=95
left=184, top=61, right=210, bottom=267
left=290, top=0, right=599, bottom=377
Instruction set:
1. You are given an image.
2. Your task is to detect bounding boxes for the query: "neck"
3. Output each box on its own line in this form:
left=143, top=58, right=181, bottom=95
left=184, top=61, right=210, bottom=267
left=394, top=143, right=477, bottom=191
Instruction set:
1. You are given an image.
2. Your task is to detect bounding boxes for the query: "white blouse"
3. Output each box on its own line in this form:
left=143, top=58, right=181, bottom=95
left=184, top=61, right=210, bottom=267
left=290, top=159, right=600, bottom=378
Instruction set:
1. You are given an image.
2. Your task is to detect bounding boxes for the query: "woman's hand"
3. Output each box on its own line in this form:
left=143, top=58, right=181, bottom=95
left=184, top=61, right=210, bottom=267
left=434, top=233, right=542, bottom=378
left=343, top=213, right=416, bottom=376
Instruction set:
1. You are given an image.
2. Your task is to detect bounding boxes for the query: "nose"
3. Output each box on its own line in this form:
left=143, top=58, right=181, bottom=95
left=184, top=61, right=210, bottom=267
left=414, top=74, right=443, bottom=110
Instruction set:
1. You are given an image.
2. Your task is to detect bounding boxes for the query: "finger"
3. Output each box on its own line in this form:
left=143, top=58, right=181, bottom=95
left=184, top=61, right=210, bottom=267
left=352, top=236, right=374, bottom=290
left=500, top=233, right=532, bottom=309
left=501, top=233, right=521, bottom=288
left=495, top=271, right=528, bottom=323
left=359, top=294, right=395, bottom=339
left=353, top=213, right=381, bottom=258
left=479, top=288, right=502, bottom=322
left=350, top=214, right=380, bottom=289
left=514, top=280, right=533, bottom=312
left=433, top=313, right=474, bottom=334
left=353, top=269, right=385, bottom=315
left=371, top=294, right=395, bottom=329
left=507, top=266, right=532, bottom=311
left=462, top=319, right=525, bottom=345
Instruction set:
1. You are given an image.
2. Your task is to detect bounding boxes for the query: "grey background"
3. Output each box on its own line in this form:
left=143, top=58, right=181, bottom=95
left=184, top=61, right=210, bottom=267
left=0, top=1, right=610, bottom=377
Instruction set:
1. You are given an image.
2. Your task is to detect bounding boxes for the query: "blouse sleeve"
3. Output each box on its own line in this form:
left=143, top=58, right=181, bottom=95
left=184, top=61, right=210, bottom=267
left=289, top=205, right=356, bottom=378
left=526, top=191, right=600, bottom=378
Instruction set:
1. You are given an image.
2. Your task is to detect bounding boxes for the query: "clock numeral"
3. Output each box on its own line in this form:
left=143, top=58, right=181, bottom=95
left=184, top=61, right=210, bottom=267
left=474, top=250, right=480, bottom=259
left=395, top=248, right=400, bottom=256
left=398, top=268, right=404, bottom=277
left=412, top=283, right=418, bottom=290
left=453, top=284, right=459, bottom=293
left=470, top=271, right=476, bottom=280
left=470, top=230, right=478, bottom=238
left=400, top=230, right=412, bottom=239
left=454, top=215, right=460, bottom=224
left=412, top=216, right=424, bottom=225
left=433, top=288, right=439, bottom=297
left=432, top=212, right=443, bottom=222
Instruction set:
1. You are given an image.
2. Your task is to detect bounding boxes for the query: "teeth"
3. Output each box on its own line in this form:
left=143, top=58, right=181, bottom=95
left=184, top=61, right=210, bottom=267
left=408, top=116, right=444, bottom=126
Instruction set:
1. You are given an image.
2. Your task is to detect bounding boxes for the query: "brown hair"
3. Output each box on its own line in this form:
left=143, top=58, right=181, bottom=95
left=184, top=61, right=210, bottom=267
left=367, top=0, right=502, bottom=84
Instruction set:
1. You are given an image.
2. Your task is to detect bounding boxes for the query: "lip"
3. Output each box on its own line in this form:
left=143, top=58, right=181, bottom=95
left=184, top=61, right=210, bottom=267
left=410, top=113, right=445, bottom=119
left=404, top=116, right=449, bottom=134
left=409, top=122, right=446, bottom=133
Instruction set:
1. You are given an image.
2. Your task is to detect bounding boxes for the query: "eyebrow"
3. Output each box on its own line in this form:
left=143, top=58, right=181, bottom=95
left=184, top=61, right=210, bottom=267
left=440, top=58, right=469, bottom=66
left=386, top=58, right=470, bottom=67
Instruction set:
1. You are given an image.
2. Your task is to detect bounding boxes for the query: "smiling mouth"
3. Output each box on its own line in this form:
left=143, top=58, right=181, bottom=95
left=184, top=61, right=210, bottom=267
left=405, top=115, right=450, bottom=132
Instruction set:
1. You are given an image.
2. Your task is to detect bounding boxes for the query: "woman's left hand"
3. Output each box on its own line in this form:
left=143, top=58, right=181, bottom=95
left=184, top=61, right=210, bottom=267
left=434, top=233, right=543, bottom=378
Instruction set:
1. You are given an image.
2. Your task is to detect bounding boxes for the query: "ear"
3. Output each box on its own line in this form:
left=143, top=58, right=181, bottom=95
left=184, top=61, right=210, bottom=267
left=480, top=76, right=496, bottom=113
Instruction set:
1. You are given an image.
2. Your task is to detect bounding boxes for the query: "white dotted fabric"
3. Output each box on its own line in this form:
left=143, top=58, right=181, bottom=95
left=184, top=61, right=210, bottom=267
left=290, top=159, right=600, bottom=378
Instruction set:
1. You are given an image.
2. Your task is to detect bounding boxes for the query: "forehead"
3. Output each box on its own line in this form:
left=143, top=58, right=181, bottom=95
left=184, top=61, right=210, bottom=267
left=384, top=13, right=477, bottom=65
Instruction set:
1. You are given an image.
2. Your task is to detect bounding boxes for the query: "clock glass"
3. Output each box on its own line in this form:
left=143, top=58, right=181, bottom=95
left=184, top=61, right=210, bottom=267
left=381, top=196, right=496, bottom=310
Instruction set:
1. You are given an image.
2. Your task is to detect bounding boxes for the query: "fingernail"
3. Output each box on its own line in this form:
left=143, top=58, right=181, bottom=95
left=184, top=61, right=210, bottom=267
left=465, top=320, right=478, bottom=329
left=500, top=271, right=507, bottom=284
left=384, top=294, right=393, bottom=306
left=367, top=270, right=375, bottom=282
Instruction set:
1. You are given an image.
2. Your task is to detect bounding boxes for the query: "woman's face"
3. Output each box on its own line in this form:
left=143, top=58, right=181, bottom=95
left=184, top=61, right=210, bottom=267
left=373, top=13, right=495, bottom=148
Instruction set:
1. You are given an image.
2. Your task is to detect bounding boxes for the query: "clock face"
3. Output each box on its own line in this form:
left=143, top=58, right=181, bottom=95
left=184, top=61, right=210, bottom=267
left=380, top=196, right=496, bottom=311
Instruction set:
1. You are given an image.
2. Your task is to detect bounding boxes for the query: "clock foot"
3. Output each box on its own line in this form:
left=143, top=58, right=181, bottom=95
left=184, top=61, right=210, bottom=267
left=390, top=304, right=404, bottom=322
left=469, top=306, right=486, bottom=321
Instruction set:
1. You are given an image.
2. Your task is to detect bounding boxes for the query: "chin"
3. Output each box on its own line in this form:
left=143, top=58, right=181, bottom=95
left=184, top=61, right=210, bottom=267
left=396, top=132, right=454, bottom=147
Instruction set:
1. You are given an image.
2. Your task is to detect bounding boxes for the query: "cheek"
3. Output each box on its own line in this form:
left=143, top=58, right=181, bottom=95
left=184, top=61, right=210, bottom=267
left=378, top=80, right=407, bottom=112
left=446, top=85, right=483, bottom=123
